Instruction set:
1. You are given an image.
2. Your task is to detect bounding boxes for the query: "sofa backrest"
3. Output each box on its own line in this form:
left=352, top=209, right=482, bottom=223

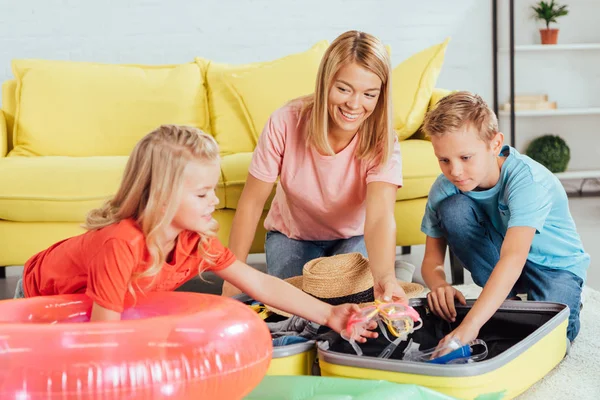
left=1, top=38, right=449, bottom=158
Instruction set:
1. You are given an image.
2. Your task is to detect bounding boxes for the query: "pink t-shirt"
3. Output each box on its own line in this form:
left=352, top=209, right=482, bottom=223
left=249, top=102, right=403, bottom=240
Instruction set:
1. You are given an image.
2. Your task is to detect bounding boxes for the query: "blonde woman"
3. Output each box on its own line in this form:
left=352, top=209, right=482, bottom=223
left=15, top=125, right=377, bottom=341
left=223, top=31, right=406, bottom=302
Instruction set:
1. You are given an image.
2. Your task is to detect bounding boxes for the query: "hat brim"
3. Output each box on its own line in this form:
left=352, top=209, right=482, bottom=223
left=265, top=278, right=424, bottom=318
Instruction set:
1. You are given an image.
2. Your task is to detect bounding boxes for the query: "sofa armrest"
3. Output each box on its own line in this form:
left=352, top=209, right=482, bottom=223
left=0, top=109, right=6, bottom=157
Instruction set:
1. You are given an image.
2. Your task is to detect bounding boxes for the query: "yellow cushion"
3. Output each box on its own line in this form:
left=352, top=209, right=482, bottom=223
left=397, top=139, right=440, bottom=201
left=0, top=156, right=225, bottom=222
left=10, top=60, right=209, bottom=157
left=393, top=38, right=449, bottom=141
left=0, top=109, right=6, bottom=157
left=200, top=41, right=329, bottom=155
left=219, top=139, right=439, bottom=209
left=1, top=79, right=17, bottom=154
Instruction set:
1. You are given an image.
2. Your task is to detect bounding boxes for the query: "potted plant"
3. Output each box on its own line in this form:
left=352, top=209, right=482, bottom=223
left=525, top=135, right=570, bottom=173
left=531, top=1, right=569, bottom=45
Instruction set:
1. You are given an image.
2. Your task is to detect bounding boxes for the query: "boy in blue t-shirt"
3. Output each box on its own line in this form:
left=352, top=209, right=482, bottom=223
left=420, top=91, right=589, bottom=344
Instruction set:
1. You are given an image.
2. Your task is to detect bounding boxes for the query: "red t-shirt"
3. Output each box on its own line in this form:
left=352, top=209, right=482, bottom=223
left=23, top=219, right=236, bottom=312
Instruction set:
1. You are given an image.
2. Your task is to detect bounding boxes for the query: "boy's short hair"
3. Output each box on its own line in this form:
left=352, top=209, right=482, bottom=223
left=422, top=91, right=499, bottom=143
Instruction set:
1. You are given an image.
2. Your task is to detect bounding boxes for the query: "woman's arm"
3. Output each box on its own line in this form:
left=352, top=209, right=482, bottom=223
left=90, top=302, right=122, bottom=322
left=228, top=175, right=274, bottom=262
left=222, top=175, right=274, bottom=296
left=364, top=181, right=405, bottom=301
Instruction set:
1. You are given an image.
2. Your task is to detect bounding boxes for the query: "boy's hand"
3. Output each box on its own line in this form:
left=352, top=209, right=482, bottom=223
left=374, top=275, right=408, bottom=304
left=433, top=319, right=480, bottom=359
left=427, top=284, right=467, bottom=322
left=328, top=304, right=378, bottom=343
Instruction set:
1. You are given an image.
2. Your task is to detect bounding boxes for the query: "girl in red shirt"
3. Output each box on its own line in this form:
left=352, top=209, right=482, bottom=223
left=18, top=125, right=374, bottom=341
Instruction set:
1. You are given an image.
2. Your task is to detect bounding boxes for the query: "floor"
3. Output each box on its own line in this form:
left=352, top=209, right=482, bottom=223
left=0, top=194, right=598, bottom=299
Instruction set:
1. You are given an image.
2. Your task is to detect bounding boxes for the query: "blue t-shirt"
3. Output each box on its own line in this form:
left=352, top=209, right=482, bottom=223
left=421, top=145, right=589, bottom=280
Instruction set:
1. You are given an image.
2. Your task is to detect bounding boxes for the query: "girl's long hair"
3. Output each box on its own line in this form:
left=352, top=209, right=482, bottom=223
left=85, top=125, right=220, bottom=291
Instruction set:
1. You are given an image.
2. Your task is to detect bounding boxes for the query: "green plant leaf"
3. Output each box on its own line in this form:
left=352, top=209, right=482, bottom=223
left=531, top=0, right=569, bottom=29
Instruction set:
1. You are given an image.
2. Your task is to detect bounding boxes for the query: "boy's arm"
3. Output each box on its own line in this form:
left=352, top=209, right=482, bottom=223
left=443, top=226, right=536, bottom=344
left=421, top=235, right=449, bottom=290
left=422, top=236, right=466, bottom=322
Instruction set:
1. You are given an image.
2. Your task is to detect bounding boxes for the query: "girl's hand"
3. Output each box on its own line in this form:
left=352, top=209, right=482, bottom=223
left=327, top=304, right=378, bottom=343
left=374, top=275, right=408, bottom=304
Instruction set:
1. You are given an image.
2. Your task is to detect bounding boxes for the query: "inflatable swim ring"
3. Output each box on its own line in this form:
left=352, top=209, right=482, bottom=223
left=0, top=291, right=272, bottom=399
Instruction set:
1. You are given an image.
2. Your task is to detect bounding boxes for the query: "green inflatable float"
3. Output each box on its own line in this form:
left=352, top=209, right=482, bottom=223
left=244, top=376, right=456, bottom=399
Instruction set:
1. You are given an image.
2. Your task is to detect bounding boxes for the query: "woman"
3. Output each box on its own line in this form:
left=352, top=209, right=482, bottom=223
left=223, top=30, right=405, bottom=302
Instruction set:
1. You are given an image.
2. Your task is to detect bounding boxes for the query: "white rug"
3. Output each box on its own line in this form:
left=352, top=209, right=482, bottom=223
left=417, top=284, right=600, bottom=399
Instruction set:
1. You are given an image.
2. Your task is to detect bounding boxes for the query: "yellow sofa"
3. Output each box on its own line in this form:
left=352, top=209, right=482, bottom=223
left=0, top=40, right=450, bottom=269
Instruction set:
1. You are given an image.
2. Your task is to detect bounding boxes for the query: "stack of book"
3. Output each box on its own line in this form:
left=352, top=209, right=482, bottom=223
left=502, top=94, right=557, bottom=111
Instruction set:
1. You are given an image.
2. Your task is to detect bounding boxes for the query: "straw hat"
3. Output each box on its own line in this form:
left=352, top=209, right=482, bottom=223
left=266, top=253, right=424, bottom=317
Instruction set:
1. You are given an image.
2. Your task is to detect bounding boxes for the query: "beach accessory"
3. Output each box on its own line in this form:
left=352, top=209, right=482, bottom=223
left=342, top=300, right=423, bottom=356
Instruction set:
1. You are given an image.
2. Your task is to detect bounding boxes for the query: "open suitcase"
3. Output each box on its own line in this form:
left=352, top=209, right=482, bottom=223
left=233, top=294, right=318, bottom=376
left=317, top=298, right=570, bottom=399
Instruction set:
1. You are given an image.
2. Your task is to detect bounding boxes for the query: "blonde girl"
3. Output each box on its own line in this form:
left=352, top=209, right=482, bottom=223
left=17, top=125, right=375, bottom=341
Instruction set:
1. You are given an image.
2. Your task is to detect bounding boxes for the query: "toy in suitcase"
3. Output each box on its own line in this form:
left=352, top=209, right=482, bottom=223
left=234, top=294, right=320, bottom=376
left=317, top=298, right=570, bottom=399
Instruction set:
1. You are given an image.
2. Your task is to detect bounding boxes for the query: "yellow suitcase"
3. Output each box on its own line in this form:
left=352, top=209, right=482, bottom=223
left=268, top=341, right=317, bottom=376
left=317, top=299, right=569, bottom=399
left=234, top=294, right=318, bottom=376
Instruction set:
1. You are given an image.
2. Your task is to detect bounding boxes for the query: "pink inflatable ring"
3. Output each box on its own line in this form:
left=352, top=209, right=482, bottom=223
left=0, top=292, right=272, bottom=399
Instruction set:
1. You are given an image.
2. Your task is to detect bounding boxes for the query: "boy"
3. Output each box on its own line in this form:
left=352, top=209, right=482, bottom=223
left=420, top=91, right=589, bottom=346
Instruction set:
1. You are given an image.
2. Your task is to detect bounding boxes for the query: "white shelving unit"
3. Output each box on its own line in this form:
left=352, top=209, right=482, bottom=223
left=498, top=42, right=600, bottom=183
left=500, top=43, right=600, bottom=52
left=499, top=107, right=600, bottom=117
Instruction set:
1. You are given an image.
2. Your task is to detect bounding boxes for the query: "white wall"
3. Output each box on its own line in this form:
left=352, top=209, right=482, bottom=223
left=2, top=0, right=598, bottom=179
left=0, top=0, right=492, bottom=106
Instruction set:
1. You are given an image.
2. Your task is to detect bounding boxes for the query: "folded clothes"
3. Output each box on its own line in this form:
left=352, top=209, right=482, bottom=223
left=272, top=336, right=310, bottom=347
left=267, top=315, right=339, bottom=346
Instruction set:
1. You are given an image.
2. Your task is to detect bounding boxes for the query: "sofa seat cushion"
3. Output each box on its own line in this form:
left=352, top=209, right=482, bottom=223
left=0, top=157, right=225, bottom=222
left=220, top=139, right=439, bottom=210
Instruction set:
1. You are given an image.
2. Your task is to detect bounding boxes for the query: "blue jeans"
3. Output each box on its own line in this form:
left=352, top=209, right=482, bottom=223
left=438, top=194, right=584, bottom=342
left=265, top=231, right=368, bottom=280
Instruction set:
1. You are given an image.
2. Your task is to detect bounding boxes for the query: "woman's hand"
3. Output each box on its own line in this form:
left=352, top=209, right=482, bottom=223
left=374, top=275, right=408, bottom=303
left=327, top=304, right=378, bottom=343
left=427, top=284, right=467, bottom=322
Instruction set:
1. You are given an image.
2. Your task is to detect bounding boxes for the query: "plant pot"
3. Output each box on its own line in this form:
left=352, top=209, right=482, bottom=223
left=540, top=28, right=559, bottom=45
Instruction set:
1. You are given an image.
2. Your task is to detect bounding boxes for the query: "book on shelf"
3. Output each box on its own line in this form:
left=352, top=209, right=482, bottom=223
left=502, top=101, right=557, bottom=111
left=513, top=94, right=548, bottom=102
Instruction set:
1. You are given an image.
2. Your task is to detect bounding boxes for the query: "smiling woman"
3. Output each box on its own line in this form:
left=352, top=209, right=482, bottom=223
left=223, top=30, right=407, bottom=304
